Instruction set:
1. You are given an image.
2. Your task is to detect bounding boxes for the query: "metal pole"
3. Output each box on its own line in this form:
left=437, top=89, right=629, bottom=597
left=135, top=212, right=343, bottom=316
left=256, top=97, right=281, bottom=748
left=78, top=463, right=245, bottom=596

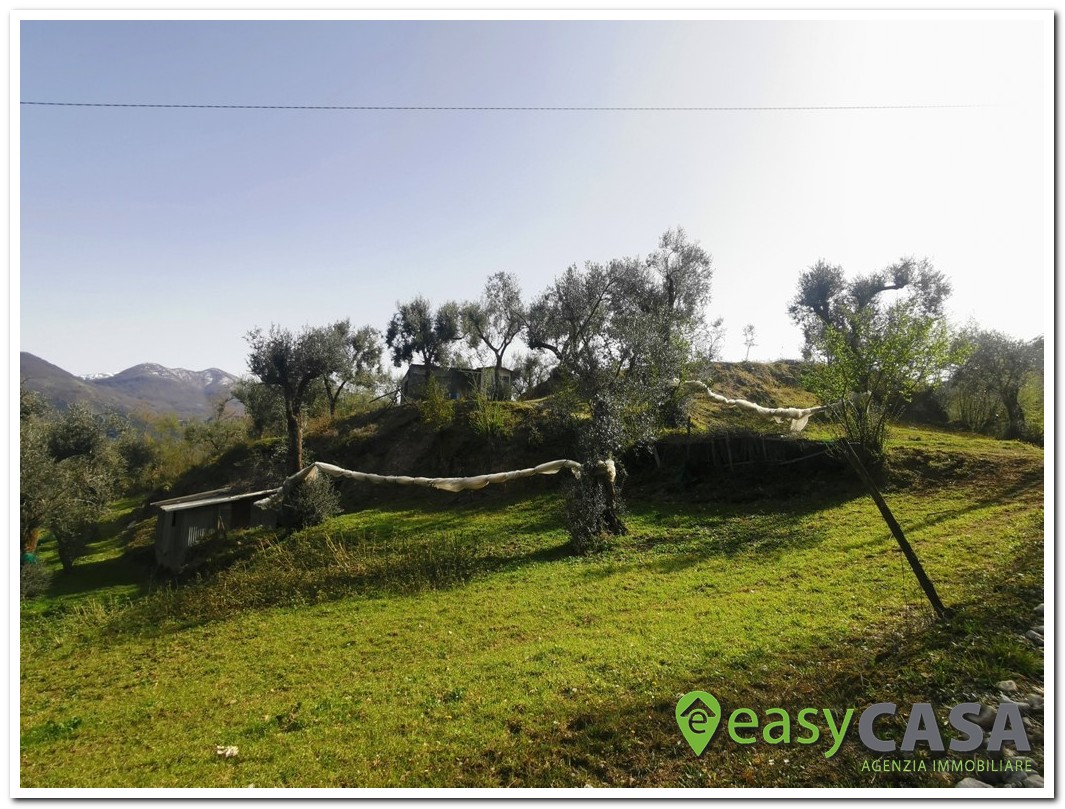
left=839, top=440, right=951, bottom=620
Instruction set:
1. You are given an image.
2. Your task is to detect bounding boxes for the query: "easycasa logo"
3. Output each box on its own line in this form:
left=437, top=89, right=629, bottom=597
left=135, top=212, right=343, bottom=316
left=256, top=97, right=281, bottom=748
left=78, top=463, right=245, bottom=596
left=675, top=691, right=1030, bottom=758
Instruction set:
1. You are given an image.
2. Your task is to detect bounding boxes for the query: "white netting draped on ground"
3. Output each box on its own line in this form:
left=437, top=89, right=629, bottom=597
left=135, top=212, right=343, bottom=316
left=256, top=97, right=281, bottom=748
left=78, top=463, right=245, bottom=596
left=675, top=380, right=867, bottom=433
left=255, top=459, right=616, bottom=510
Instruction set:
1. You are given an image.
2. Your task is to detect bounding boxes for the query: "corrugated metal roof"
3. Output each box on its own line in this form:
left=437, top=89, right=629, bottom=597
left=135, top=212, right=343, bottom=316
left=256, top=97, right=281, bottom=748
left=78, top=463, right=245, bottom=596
left=154, top=488, right=280, bottom=513
left=151, top=487, right=232, bottom=507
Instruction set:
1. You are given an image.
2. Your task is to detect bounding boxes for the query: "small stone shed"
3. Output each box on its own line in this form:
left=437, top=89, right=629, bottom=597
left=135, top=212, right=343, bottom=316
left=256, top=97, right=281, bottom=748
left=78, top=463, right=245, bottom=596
left=152, top=487, right=279, bottom=572
left=401, top=364, right=513, bottom=403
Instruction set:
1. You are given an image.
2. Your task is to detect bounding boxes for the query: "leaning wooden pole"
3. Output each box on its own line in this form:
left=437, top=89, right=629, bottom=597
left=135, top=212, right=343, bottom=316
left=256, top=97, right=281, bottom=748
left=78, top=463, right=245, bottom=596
left=839, top=440, right=951, bottom=620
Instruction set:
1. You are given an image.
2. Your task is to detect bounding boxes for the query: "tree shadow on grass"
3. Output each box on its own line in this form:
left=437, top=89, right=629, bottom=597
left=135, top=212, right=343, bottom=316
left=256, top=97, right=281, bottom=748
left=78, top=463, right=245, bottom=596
left=33, top=508, right=157, bottom=608
left=898, top=466, right=1043, bottom=535
left=453, top=538, right=1044, bottom=788
left=74, top=462, right=1038, bottom=644
left=85, top=480, right=856, bottom=639
left=586, top=490, right=855, bottom=579
left=40, top=549, right=155, bottom=604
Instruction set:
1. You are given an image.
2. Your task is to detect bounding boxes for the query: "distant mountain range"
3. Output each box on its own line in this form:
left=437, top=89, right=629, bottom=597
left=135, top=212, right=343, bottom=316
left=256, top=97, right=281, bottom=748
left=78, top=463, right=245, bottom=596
left=20, top=352, right=240, bottom=420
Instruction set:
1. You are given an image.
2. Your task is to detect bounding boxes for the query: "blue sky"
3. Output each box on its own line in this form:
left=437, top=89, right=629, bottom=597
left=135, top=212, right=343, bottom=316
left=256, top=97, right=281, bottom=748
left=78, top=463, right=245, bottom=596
left=19, top=17, right=1049, bottom=377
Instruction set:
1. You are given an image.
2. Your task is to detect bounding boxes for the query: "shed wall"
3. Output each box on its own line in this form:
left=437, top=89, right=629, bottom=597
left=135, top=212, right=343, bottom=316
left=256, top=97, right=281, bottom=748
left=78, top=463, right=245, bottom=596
left=156, top=499, right=278, bottom=572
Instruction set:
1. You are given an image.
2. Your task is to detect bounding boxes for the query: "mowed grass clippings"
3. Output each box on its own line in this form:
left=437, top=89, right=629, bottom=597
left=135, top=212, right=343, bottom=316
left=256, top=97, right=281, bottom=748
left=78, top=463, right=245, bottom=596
left=20, top=429, right=1043, bottom=788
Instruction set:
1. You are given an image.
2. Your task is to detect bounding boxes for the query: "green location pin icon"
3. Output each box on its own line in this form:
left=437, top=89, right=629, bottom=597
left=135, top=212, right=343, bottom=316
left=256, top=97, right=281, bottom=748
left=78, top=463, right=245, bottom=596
left=676, top=691, right=722, bottom=756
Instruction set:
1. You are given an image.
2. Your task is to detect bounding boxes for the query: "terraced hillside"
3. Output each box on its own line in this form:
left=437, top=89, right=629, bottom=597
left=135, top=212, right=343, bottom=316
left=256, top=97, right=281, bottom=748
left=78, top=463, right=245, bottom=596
left=20, top=418, right=1044, bottom=788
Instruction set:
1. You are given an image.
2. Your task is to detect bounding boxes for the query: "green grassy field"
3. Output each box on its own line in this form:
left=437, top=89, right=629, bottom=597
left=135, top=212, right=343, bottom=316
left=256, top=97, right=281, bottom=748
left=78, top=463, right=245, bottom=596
left=20, top=428, right=1044, bottom=788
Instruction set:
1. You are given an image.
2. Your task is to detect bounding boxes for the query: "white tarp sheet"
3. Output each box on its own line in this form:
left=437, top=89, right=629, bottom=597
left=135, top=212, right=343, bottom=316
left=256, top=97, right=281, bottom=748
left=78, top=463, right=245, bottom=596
left=255, top=459, right=617, bottom=510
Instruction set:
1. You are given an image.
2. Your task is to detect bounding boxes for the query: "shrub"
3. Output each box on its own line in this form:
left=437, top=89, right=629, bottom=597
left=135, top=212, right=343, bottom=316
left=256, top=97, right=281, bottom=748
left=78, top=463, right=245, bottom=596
left=281, top=473, right=342, bottom=531
left=661, top=383, right=695, bottom=429
left=416, top=378, right=455, bottom=430
left=466, top=392, right=516, bottom=441
left=526, top=421, right=544, bottom=448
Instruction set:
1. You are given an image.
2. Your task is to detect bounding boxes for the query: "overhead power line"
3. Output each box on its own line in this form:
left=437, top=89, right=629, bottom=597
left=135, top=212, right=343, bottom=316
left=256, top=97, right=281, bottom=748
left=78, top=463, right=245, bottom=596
left=20, top=101, right=984, bottom=112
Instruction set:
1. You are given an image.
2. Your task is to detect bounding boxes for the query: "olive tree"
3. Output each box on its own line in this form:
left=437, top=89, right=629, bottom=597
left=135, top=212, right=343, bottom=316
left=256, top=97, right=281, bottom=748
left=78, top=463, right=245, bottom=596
left=322, top=321, right=384, bottom=418
left=509, top=351, right=550, bottom=398
left=20, top=405, right=55, bottom=558
left=525, top=258, right=653, bottom=386
left=526, top=262, right=615, bottom=376
left=246, top=323, right=349, bottom=473
left=232, top=376, right=287, bottom=439
left=743, top=324, right=757, bottom=361
left=645, top=225, right=713, bottom=343
left=789, top=257, right=955, bottom=462
left=527, top=228, right=715, bottom=551
left=462, top=272, right=525, bottom=399
left=20, top=400, right=121, bottom=570
left=384, top=297, right=462, bottom=383
left=183, top=395, right=246, bottom=459
left=528, top=231, right=713, bottom=443
left=948, top=329, right=1042, bottom=439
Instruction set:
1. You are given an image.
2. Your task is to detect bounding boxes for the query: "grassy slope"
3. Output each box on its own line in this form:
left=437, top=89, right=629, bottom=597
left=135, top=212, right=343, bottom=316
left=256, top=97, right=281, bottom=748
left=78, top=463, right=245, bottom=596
left=20, top=425, right=1043, bottom=788
left=21, top=497, right=151, bottom=618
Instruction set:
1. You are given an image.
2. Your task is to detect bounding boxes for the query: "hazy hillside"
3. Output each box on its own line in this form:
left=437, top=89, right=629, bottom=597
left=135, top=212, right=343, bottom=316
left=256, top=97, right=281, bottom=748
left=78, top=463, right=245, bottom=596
left=20, top=352, right=238, bottom=419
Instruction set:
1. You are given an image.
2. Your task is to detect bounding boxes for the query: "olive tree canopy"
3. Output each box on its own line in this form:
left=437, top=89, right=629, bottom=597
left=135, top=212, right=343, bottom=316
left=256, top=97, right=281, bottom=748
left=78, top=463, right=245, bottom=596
left=20, top=399, right=121, bottom=570
left=524, top=228, right=716, bottom=551
left=385, top=296, right=462, bottom=381
left=462, top=272, right=525, bottom=399
left=322, top=321, right=384, bottom=417
left=948, top=329, right=1042, bottom=439
left=788, top=257, right=955, bottom=461
left=246, top=323, right=349, bottom=473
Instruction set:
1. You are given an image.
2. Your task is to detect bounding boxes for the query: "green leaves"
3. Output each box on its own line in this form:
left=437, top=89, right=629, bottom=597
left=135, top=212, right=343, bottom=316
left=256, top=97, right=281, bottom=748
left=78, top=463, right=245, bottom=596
left=19, top=399, right=122, bottom=569
left=385, top=297, right=462, bottom=371
left=245, top=322, right=354, bottom=470
left=790, top=257, right=955, bottom=462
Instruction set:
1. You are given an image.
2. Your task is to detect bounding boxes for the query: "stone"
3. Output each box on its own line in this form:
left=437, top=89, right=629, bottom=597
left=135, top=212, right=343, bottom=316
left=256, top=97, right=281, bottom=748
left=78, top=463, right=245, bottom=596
left=996, top=679, right=1019, bottom=693
left=1023, top=774, right=1045, bottom=788
left=1025, top=630, right=1044, bottom=644
left=1034, top=603, right=1043, bottom=616
left=956, top=777, right=993, bottom=788
left=1033, top=625, right=1043, bottom=633
left=1028, top=695, right=1044, bottom=710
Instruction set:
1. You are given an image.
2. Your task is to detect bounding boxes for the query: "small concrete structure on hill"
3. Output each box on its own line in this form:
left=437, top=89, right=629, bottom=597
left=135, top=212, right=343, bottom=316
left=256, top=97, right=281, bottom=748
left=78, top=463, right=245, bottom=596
left=400, top=364, right=513, bottom=403
left=152, top=487, right=279, bottom=572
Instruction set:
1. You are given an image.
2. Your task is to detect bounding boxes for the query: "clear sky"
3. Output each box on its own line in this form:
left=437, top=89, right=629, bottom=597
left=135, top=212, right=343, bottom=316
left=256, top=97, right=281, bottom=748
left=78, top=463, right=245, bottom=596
left=18, top=16, right=1049, bottom=377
